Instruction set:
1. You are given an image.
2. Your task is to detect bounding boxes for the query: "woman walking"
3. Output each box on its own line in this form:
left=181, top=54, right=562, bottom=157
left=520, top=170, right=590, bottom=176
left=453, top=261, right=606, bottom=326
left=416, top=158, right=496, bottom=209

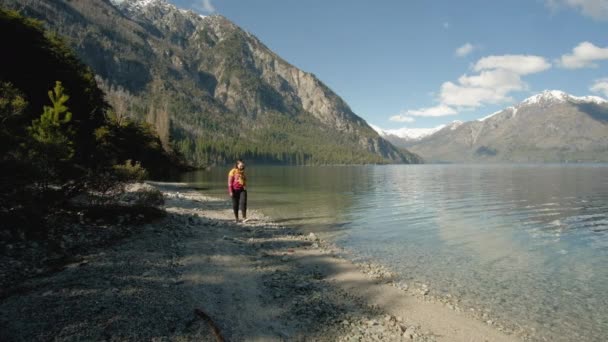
left=228, top=159, right=248, bottom=223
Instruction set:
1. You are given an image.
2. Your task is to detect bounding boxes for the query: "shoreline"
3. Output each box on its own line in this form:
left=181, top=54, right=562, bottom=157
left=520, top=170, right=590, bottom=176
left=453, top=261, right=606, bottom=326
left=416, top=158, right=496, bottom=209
left=0, top=182, right=523, bottom=341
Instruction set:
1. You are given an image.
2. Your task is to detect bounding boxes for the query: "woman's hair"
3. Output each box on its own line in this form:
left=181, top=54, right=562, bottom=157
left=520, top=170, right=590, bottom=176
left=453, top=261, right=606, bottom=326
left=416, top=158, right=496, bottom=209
left=235, top=159, right=244, bottom=168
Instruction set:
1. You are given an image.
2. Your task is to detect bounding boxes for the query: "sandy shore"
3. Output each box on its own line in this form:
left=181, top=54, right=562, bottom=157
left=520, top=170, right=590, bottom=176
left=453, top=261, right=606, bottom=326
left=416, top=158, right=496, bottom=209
left=0, top=182, right=522, bottom=341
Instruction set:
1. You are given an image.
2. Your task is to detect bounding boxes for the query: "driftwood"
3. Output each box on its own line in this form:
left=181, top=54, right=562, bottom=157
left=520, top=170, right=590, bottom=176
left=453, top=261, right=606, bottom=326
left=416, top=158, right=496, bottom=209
left=194, top=308, right=225, bottom=342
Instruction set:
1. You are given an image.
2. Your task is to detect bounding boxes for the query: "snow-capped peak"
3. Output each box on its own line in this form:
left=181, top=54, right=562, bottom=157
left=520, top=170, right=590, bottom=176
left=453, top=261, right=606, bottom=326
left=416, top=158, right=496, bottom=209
left=110, top=0, right=175, bottom=12
left=521, top=90, right=607, bottom=106
left=477, top=106, right=517, bottom=122
left=371, top=121, right=461, bottom=141
left=570, top=95, right=608, bottom=105
left=521, top=90, right=569, bottom=105
left=447, top=120, right=463, bottom=130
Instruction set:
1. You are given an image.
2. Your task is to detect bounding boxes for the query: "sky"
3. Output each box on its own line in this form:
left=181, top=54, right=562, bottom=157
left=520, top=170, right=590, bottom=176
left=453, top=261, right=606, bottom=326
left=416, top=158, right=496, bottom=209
left=171, top=0, right=608, bottom=131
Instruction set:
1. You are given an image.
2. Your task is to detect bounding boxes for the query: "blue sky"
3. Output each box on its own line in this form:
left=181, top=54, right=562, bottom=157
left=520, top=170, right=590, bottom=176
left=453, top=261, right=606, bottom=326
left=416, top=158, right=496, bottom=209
left=171, top=0, right=608, bottom=130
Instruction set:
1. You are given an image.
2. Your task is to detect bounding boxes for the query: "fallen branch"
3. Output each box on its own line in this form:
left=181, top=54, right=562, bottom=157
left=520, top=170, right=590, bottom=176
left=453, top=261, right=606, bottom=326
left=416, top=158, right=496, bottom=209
left=194, top=308, right=225, bottom=342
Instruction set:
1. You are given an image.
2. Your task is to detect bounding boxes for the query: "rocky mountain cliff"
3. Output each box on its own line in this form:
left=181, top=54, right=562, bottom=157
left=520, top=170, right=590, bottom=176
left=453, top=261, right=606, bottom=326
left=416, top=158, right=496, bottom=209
left=3, top=0, right=419, bottom=165
left=405, top=90, right=608, bottom=163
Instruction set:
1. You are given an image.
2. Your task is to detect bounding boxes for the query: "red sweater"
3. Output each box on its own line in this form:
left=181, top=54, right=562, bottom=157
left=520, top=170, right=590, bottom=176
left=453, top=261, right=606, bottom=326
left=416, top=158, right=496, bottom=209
left=228, top=168, right=246, bottom=192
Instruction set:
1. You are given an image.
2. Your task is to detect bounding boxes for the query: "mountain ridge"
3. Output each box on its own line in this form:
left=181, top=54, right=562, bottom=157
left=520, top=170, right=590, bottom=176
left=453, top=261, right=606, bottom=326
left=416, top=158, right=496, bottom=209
left=2, top=0, right=420, bottom=165
left=401, top=90, right=608, bottom=163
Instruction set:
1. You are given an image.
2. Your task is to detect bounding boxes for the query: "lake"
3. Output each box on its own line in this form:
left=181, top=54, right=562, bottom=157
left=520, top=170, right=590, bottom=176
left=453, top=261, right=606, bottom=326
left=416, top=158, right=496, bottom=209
left=180, top=164, right=608, bottom=341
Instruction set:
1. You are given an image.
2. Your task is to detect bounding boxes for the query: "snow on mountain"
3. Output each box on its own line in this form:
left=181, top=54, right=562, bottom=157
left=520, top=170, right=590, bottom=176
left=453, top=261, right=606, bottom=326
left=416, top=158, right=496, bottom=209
left=521, top=90, right=607, bottom=106
left=478, top=107, right=518, bottom=122
left=476, top=90, right=606, bottom=122
left=376, top=90, right=606, bottom=143
left=446, top=120, right=464, bottom=130
left=371, top=121, right=462, bottom=141
left=110, top=0, right=178, bottom=14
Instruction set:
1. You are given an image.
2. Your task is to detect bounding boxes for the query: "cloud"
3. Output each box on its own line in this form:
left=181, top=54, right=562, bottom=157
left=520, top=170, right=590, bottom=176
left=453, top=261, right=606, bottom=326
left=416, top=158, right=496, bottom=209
left=443, top=22, right=450, bottom=29
left=558, top=41, right=608, bottom=68
left=401, top=104, right=457, bottom=117
left=389, top=114, right=416, bottom=122
left=455, top=43, right=475, bottom=57
left=440, top=80, right=519, bottom=107
left=440, top=55, right=550, bottom=108
left=193, top=0, right=216, bottom=13
left=590, top=78, right=608, bottom=97
left=202, top=0, right=216, bottom=12
left=398, top=54, right=551, bottom=117
left=545, top=0, right=608, bottom=20
left=473, top=55, right=552, bottom=74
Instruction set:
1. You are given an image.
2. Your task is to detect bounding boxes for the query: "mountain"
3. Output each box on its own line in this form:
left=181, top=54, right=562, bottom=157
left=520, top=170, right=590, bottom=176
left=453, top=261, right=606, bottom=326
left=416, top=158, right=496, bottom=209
left=372, top=122, right=462, bottom=148
left=1, top=0, right=419, bottom=165
left=405, top=90, right=608, bottom=163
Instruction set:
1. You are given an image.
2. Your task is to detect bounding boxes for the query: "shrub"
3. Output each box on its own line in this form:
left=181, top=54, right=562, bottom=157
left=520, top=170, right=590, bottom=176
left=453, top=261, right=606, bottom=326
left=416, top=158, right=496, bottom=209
left=112, top=159, right=148, bottom=182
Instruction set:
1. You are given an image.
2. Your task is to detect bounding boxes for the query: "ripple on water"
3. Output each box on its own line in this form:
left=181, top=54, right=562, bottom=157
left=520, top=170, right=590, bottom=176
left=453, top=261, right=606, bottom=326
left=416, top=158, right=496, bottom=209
left=183, top=164, right=608, bottom=342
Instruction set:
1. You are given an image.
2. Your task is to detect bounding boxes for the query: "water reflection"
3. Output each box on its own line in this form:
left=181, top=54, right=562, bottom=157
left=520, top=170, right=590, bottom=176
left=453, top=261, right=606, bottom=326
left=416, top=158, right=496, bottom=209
left=181, top=164, right=608, bottom=342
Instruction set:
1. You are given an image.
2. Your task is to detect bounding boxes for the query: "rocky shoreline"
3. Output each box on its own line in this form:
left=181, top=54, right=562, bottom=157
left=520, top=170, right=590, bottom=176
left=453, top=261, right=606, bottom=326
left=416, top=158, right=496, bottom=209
left=0, top=182, right=522, bottom=341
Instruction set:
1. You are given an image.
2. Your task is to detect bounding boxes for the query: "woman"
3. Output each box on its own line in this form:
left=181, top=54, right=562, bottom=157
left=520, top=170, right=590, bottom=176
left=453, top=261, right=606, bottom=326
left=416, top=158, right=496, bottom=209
left=228, top=159, right=248, bottom=223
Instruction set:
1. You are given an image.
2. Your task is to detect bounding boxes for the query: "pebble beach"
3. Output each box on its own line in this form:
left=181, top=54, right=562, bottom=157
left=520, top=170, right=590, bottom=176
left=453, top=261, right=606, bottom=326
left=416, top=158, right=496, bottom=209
left=0, top=182, right=520, bottom=341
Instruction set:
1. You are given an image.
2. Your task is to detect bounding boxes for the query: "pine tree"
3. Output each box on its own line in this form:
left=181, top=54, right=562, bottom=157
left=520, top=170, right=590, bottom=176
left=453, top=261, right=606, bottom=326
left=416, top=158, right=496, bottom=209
left=25, top=81, right=75, bottom=185
left=28, top=81, right=75, bottom=161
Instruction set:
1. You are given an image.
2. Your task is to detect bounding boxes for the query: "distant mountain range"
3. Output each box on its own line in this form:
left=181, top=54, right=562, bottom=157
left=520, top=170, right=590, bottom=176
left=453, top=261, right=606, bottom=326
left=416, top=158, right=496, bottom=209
left=372, top=122, right=462, bottom=146
left=2, top=0, right=420, bottom=165
left=375, top=90, right=608, bottom=163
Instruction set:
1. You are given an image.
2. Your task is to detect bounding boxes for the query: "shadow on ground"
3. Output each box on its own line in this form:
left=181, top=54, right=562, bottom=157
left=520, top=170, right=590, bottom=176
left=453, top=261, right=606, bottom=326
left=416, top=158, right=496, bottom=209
left=0, top=188, right=411, bottom=341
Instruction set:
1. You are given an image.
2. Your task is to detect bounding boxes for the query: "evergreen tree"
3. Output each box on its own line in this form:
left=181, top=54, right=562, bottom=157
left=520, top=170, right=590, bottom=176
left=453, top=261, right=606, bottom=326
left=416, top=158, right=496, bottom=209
left=25, top=81, right=75, bottom=186
left=28, top=81, right=75, bottom=162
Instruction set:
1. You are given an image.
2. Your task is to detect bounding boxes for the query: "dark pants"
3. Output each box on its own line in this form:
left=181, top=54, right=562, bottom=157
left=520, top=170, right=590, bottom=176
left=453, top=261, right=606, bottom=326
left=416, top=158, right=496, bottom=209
left=232, top=189, right=247, bottom=219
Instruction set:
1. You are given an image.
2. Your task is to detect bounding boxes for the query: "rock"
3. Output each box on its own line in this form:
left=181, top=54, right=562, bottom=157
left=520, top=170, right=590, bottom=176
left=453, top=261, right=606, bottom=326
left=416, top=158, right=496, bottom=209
left=308, top=232, right=318, bottom=241
left=419, top=284, right=429, bottom=295
left=404, top=327, right=416, bottom=339
left=311, top=243, right=319, bottom=249
left=281, top=256, right=289, bottom=262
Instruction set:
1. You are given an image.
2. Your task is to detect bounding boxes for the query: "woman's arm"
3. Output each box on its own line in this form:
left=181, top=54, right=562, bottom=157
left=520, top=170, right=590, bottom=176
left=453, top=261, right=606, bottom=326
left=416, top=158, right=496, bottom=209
left=228, top=172, right=233, bottom=196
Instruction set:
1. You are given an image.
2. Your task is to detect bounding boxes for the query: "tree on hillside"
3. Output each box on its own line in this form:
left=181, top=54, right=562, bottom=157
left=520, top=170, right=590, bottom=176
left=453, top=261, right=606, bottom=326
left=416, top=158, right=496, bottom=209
left=26, top=81, right=75, bottom=186
left=0, top=8, right=107, bottom=170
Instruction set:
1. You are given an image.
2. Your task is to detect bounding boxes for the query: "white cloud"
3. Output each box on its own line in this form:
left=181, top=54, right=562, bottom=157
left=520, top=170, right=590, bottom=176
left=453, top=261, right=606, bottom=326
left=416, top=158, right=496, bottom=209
left=439, top=55, right=550, bottom=108
left=443, top=22, right=450, bottom=29
left=398, top=54, right=551, bottom=117
left=404, top=104, right=457, bottom=117
left=558, top=41, right=608, bottom=68
left=473, top=55, right=552, bottom=74
left=458, top=69, right=523, bottom=90
left=440, top=81, right=515, bottom=107
left=455, top=43, right=475, bottom=57
left=389, top=114, right=416, bottom=122
left=546, top=0, right=608, bottom=20
left=193, top=0, right=216, bottom=13
left=590, top=78, right=608, bottom=97
left=202, top=0, right=216, bottom=12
